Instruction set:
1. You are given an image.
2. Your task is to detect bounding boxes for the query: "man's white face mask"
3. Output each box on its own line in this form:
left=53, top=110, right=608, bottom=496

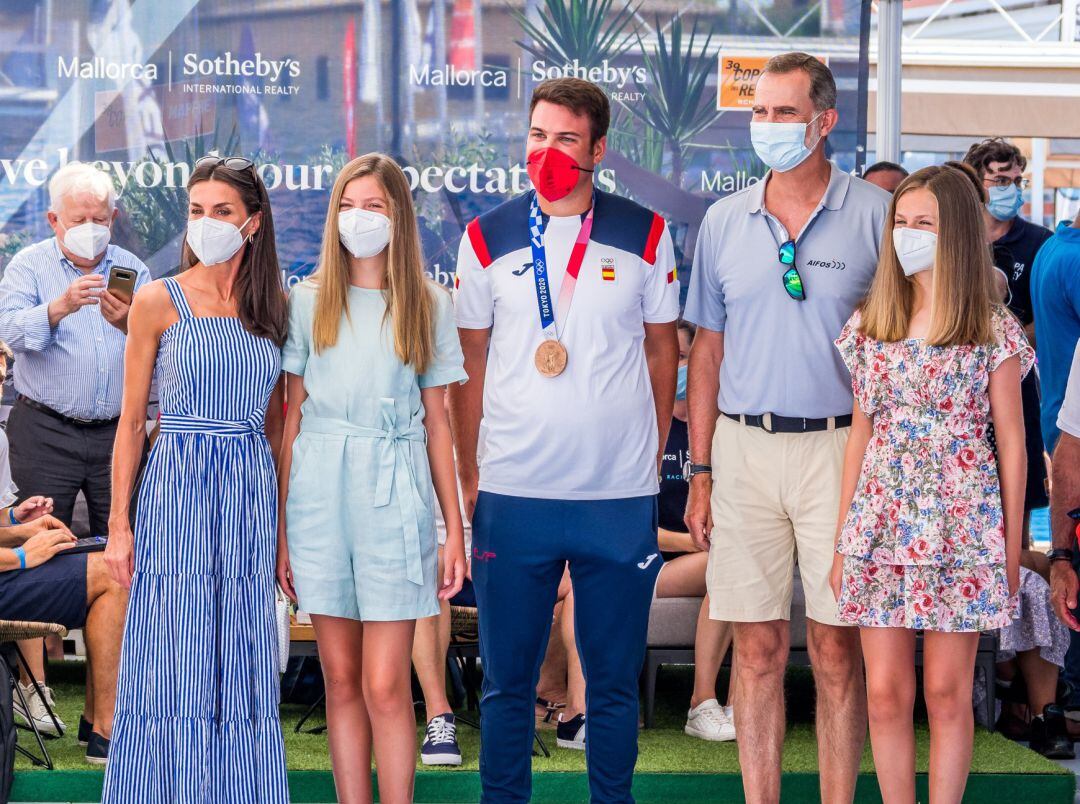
left=61, top=220, right=112, bottom=261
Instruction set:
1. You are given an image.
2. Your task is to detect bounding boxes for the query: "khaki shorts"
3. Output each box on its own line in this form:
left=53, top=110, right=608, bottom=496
left=706, top=414, right=849, bottom=626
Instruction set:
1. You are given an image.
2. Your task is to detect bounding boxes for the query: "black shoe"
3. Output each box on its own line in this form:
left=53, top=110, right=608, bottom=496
left=556, top=713, right=585, bottom=750
left=85, top=731, right=110, bottom=765
left=78, top=715, right=93, bottom=747
left=1030, top=705, right=1075, bottom=760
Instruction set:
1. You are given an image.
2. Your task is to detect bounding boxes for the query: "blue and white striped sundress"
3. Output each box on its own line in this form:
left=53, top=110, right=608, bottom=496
left=102, top=277, right=288, bottom=803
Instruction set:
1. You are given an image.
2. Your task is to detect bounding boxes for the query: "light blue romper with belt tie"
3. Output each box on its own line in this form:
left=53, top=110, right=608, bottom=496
left=282, top=280, right=466, bottom=621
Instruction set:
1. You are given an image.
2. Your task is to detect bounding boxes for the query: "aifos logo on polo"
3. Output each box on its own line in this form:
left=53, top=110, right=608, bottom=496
left=806, top=258, right=846, bottom=271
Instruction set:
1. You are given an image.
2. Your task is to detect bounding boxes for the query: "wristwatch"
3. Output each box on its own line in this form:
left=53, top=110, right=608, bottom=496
left=688, top=463, right=712, bottom=478
left=1048, top=548, right=1074, bottom=564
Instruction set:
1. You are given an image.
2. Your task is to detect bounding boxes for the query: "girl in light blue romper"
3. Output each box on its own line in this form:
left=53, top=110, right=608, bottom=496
left=282, top=284, right=463, bottom=617
left=277, top=154, right=467, bottom=803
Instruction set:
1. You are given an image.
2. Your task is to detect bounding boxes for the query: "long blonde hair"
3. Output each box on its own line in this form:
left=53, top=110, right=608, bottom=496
left=859, top=164, right=996, bottom=346
left=310, top=153, right=435, bottom=373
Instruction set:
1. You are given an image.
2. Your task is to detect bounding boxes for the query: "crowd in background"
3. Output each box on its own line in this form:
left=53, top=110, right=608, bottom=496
left=0, top=52, right=1079, bottom=804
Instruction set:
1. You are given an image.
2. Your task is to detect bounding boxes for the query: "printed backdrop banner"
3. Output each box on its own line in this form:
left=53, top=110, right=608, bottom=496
left=0, top=0, right=871, bottom=294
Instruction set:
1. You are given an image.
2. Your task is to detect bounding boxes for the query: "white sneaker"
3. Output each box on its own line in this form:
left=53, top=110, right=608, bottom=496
left=684, top=698, right=735, bottom=742
left=556, top=713, right=586, bottom=750
left=420, top=713, right=462, bottom=766
left=725, top=704, right=734, bottom=724
left=13, top=682, right=66, bottom=737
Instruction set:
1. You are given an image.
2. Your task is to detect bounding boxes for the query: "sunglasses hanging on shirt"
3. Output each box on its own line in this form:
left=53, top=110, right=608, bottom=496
left=778, top=240, right=805, bottom=301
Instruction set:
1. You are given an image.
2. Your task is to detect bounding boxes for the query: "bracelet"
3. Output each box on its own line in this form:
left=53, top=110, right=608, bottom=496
left=1048, top=548, right=1074, bottom=564
left=8, top=507, right=17, bottom=526
left=13, top=546, right=25, bottom=570
left=688, top=463, right=713, bottom=477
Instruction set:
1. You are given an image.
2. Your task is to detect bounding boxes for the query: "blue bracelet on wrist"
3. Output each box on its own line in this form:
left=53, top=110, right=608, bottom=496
left=13, top=546, right=25, bottom=570
left=8, top=508, right=17, bottom=526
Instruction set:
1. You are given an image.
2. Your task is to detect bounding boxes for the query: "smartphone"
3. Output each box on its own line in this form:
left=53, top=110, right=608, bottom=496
left=66, top=535, right=107, bottom=555
left=106, top=268, right=137, bottom=304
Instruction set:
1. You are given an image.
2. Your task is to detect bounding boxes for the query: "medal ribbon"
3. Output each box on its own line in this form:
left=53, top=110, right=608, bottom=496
left=528, top=190, right=594, bottom=341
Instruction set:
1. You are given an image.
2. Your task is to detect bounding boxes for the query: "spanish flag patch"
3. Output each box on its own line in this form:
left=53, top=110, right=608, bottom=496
left=666, top=266, right=677, bottom=284
left=601, top=258, right=616, bottom=282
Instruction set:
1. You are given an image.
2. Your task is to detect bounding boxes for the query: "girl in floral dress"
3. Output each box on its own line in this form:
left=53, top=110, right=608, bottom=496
left=829, top=165, right=1029, bottom=804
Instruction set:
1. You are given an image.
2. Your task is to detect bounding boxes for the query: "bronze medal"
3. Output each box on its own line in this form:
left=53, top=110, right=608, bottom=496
left=534, top=340, right=568, bottom=377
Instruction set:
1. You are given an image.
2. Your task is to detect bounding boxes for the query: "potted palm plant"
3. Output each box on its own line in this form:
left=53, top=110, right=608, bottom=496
left=627, top=16, right=720, bottom=190
left=512, top=0, right=640, bottom=69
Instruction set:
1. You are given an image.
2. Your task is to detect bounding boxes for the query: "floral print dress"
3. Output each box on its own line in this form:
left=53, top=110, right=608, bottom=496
left=833, top=306, right=1032, bottom=632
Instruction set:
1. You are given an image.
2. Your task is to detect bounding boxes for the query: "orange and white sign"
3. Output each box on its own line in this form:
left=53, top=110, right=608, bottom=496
left=717, top=52, right=829, bottom=111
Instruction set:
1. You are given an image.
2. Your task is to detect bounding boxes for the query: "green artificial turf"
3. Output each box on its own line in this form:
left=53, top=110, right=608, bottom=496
left=11, top=770, right=1076, bottom=804
left=14, top=661, right=1062, bottom=776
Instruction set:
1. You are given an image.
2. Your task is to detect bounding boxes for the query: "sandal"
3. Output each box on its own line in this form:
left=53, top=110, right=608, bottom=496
left=535, top=697, right=566, bottom=727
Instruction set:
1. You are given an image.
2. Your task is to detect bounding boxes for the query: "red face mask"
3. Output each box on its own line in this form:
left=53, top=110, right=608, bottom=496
left=526, top=147, right=594, bottom=202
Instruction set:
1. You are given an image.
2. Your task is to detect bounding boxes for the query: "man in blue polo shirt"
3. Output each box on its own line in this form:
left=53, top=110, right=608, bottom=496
left=1033, top=211, right=1080, bottom=452
left=684, top=52, right=890, bottom=804
left=1033, top=210, right=1080, bottom=708
left=451, top=77, right=679, bottom=803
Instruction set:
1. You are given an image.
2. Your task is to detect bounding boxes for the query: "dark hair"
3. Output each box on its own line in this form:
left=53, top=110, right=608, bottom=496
left=863, top=161, right=908, bottom=179
left=182, top=160, right=288, bottom=346
left=677, top=319, right=697, bottom=338
left=962, top=137, right=1026, bottom=180
left=529, top=78, right=610, bottom=144
left=762, top=52, right=836, bottom=112
left=943, top=160, right=988, bottom=204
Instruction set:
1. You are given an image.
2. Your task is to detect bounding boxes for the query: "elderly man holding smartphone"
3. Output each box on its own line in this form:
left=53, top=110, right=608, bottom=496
left=0, top=162, right=149, bottom=534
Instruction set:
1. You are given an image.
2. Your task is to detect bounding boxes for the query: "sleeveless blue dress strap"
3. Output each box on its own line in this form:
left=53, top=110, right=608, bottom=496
left=162, top=277, right=194, bottom=319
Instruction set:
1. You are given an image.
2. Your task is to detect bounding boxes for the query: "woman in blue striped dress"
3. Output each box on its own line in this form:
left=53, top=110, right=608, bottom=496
left=102, top=156, right=289, bottom=802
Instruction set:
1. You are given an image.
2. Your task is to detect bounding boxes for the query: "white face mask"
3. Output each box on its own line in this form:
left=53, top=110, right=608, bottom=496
left=186, top=215, right=253, bottom=266
left=892, top=227, right=937, bottom=276
left=338, top=208, right=391, bottom=259
left=61, top=221, right=111, bottom=261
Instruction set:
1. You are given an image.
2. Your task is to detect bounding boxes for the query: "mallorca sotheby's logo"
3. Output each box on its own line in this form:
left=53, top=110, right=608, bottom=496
left=58, top=56, right=157, bottom=80
left=410, top=58, right=647, bottom=101
left=533, top=59, right=646, bottom=101
left=182, top=51, right=301, bottom=82
left=532, top=59, right=645, bottom=89
left=410, top=63, right=507, bottom=88
left=180, top=52, right=302, bottom=97
left=59, top=52, right=302, bottom=96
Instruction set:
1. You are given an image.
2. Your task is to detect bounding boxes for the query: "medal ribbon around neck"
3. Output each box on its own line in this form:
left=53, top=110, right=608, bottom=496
left=528, top=189, right=595, bottom=344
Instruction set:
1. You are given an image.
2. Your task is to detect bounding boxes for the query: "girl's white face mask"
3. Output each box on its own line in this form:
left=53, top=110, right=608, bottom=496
left=338, top=209, right=391, bottom=259
left=892, top=227, right=937, bottom=277
left=186, top=215, right=252, bottom=266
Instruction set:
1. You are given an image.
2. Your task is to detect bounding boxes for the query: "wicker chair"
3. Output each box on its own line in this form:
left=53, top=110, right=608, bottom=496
left=0, top=620, right=68, bottom=769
